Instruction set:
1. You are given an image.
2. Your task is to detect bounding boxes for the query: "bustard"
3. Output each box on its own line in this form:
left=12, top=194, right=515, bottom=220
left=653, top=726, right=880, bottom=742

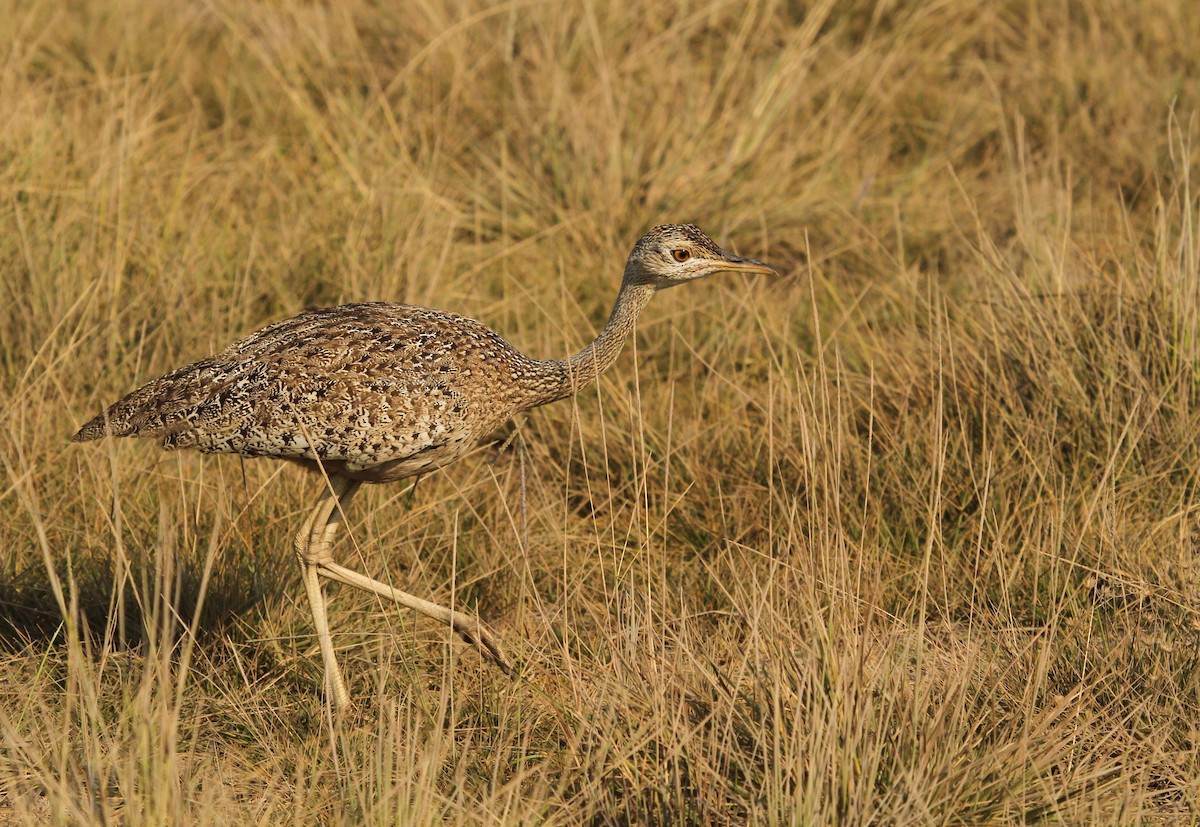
left=73, top=223, right=777, bottom=710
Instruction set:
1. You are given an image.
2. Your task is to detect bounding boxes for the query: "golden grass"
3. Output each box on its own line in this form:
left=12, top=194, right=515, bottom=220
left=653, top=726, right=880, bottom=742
left=1, top=0, right=1199, bottom=822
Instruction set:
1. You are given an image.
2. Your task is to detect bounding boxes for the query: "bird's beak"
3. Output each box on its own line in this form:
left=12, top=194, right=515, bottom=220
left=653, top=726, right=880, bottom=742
left=718, top=251, right=779, bottom=277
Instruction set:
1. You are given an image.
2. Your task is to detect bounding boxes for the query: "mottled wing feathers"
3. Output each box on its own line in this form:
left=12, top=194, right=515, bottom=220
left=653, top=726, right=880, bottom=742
left=73, top=303, right=557, bottom=477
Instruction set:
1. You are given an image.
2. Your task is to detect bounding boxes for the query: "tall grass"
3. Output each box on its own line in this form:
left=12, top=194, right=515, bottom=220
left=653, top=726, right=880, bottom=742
left=1, top=0, right=1198, bottom=822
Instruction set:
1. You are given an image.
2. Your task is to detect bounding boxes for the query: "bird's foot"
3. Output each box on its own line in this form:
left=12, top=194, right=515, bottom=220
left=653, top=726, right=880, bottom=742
left=450, top=615, right=515, bottom=676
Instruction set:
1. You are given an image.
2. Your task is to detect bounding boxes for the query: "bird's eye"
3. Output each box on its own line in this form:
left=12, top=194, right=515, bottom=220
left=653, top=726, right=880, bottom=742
left=671, top=249, right=691, bottom=262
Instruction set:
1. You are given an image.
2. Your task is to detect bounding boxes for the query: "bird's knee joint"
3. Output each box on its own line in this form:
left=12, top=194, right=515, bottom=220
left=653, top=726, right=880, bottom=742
left=293, top=534, right=334, bottom=567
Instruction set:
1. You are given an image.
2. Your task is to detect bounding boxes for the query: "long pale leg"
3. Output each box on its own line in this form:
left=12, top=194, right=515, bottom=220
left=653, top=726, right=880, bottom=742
left=314, top=482, right=513, bottom=675
left=295, top=476, right=515, bottom=709
left=318, top=560, right=513, bottom=674
left=293, top=477, right=355, bottom=710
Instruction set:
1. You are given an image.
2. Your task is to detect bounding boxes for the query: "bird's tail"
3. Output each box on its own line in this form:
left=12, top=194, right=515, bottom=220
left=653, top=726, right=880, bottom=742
left=71, top=357, right=220, bottom=444
left=72, top=383, right=167, bottom=442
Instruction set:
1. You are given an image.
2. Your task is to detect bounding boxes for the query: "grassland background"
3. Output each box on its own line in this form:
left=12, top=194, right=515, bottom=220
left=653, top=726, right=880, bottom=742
left=1, top=0, right=1199, bottom=823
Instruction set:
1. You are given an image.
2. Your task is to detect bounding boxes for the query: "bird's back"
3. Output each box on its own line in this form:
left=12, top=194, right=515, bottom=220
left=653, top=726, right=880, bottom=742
left=74, top=302, right=566, bottom=481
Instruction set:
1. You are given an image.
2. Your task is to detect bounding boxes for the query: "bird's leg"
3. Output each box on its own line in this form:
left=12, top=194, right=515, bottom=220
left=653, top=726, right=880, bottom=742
left=293, top=477, right=356, bottom=711
left=307, top=480, right=513, bottom=673
left=299, top=475, right=514, bottom=703
left=313, top=478, right=362, bottom=561
left=317, top=559, right=514, bottom=675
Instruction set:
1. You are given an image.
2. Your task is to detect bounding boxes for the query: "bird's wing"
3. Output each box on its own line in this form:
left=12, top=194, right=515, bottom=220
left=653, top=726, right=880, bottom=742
left=75, top=303, right=499, bottom=468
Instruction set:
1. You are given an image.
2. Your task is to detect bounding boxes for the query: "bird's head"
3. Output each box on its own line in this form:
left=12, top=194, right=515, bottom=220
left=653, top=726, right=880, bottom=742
left=623, top=223, right=777, bottom=290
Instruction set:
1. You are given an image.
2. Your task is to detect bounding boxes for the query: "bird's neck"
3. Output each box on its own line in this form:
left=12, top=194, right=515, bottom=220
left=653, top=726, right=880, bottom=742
left=541, top=281, right=656, bottom=404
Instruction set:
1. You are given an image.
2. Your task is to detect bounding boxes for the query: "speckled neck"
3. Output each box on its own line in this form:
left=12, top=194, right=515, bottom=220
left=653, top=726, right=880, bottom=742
left=566, top=281, right=656, bottom=389
left=528, top=281, right=656, bottom=407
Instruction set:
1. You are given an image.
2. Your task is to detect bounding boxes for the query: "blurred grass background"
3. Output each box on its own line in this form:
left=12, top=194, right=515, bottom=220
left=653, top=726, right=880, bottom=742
left=1, top=0, right=1199, bottom=823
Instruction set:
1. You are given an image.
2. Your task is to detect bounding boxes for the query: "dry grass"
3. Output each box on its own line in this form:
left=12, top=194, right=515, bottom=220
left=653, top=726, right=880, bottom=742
left=1, top=0, right=1199, bottom=823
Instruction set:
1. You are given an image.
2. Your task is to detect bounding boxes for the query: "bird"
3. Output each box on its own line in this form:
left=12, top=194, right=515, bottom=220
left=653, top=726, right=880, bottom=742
left=72, top=223, right=777, bottom=711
